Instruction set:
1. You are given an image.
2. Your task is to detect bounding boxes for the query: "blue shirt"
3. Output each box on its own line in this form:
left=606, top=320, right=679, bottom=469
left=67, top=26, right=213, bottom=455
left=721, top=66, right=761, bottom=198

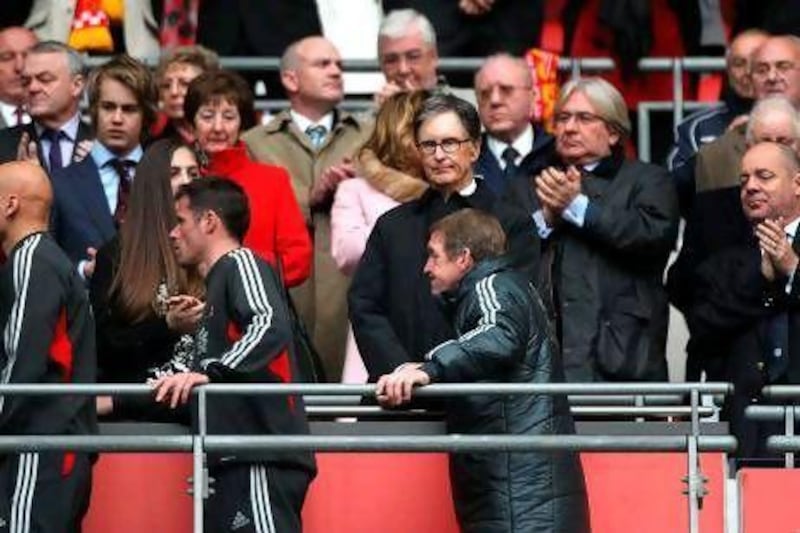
left=89, top=142, right=143, bottom=213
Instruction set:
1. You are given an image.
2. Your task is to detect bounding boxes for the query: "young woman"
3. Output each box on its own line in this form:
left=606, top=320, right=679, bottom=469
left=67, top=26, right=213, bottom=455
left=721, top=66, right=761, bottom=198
left=90, top=139, right=204, bottom=419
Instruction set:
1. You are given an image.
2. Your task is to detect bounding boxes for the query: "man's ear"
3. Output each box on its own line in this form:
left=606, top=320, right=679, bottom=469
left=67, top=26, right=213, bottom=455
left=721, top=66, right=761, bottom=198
left=200, top=209, right=217, bottom=235
left=457, top=248, right=475, bottom=272
left=2, top=194, right=19, bottom=218
left=71, top=74, right=86, bottom=100
left=280, top=70, right=299, bottom=95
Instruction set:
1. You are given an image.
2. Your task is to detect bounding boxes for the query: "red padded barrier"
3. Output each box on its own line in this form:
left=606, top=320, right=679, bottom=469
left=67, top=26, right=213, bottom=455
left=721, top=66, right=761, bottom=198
left=738, top=468, right=800, bottom=532
left=83, top=451, right=728, bottom=532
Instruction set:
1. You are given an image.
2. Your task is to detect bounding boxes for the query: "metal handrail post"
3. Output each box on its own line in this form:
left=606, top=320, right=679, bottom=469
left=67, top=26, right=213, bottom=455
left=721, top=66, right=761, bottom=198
left=571, top=58, right=582, bottom=80
left=684, top=388, right=705, bottom=533
left=673, top=58, right=684, bottom=128
left=786, top=405, right=796, bottom=468
left=638, top=103, right=651, bottom=163
left=192, top=387, right=208, bottom=532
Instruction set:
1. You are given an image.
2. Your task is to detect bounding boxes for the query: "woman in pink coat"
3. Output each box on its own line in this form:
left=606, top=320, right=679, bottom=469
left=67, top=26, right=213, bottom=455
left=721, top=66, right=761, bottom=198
left=331, top=90, right=430, bottom=383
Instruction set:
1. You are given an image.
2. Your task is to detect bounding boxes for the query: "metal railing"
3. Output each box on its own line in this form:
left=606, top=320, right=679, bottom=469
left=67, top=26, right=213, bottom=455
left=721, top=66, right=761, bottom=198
left=87, top=54, right=727, bottom=161
left=0, top=382, right=733, bottom=533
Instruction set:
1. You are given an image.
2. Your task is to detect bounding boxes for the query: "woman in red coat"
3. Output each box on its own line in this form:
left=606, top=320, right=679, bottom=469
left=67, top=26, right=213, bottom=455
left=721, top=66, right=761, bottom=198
left=184, top=70, right=312, bottom=287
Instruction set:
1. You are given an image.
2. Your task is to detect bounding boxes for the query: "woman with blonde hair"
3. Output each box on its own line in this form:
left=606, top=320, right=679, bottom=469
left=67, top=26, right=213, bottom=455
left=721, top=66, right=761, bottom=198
left=331, top=89, right=430, bottom=383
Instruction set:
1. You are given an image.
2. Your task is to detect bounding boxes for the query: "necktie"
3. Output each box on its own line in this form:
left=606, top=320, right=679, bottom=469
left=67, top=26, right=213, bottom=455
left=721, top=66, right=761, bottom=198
left=305, top=125, right=327, bottom=149
left=13, top=107, right=24, bottom=126
left=110, top=159, right=133, bottom=227
left=501, top=146, right=520, bottom=178
left=41, top=129, right=63, bottom=171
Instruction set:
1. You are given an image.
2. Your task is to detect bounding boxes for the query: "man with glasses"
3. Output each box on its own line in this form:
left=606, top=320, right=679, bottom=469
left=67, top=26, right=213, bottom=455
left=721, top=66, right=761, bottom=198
left=695, top=35, right=800, bottom=200
left=506, top=77, right=679, bottom=383
left=668, top=29, right=768, bottom=216
left=349, top=93, right=537, bottom=384
left=473, top=53, right=554, bottom=195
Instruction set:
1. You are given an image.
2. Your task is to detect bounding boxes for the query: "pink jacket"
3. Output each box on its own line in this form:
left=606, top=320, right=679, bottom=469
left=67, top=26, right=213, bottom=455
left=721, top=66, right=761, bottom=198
left=331, top=177, right=400, bottom=276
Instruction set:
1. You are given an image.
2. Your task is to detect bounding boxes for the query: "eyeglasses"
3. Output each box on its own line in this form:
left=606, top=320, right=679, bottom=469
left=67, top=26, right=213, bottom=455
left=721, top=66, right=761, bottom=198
left=380, top=49, right=427, bottom=67
left=416, top=138, right=472, bottom=155
left=476, top=84, right=532, bottom=102
left=553, top=111, right=605, bottom=126
left=752, top=61, right=798, bottom=79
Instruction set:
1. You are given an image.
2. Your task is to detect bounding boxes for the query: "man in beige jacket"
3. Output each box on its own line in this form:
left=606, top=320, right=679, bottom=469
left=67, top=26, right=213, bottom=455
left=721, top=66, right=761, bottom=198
left=242, top=36, right=371, bottom=381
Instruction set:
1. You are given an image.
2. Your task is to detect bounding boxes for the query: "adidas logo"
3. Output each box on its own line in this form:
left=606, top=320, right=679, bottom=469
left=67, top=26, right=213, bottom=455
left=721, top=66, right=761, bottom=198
left=231, top=511, right=251, bottom=530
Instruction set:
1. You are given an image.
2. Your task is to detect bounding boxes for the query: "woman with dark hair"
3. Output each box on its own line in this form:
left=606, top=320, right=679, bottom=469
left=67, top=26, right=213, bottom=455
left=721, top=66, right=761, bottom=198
left=184, top=69, right=312, bottom=286
left=91, top=139, right=204, bottom=419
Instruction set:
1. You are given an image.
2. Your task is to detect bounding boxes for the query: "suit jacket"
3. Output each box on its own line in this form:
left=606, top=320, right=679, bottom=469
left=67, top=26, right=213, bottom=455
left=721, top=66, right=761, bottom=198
left=50, top=157, right=116, bottom=265
left=241, top=109, right=372, bottom=381
left=505, top=153, right=680, bottom=382
left=474, top=129, right=555, bottom=196
left=0, top=121, right=92, bottom=168
left=688, top=237, right=800, bottom=457
left=25, top=0, right=159, bottom=58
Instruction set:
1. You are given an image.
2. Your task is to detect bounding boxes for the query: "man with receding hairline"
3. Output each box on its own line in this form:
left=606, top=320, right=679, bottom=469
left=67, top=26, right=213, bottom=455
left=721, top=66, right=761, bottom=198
left=243, top=35, right=371, bottom=381
left=473, top=53, right=553, bottom=195
left=0, top=161, right=96, bottom=531
left=689, top=141, right=800, bottom=458
left=0, top=27, right=37, bottom=128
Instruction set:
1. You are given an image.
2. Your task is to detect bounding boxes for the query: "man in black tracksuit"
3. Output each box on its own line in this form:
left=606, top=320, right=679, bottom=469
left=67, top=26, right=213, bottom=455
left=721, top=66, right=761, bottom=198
left=378, top=209, right=589, bottom=533
left=0, top=161, right=96, bottom=533
left=157, top=177, right=315, bottom=533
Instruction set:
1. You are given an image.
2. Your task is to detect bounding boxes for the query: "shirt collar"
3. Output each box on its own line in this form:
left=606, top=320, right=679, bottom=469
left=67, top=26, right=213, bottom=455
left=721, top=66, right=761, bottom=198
left=458, top=179, right=477, bottom=197
left=0, top=101, right=29, bottom=126
left=486, top=124, right=534, bottom=164
left=34, top=112, right=81, bottom=141
left=785, top=216, right=800, bottom=240
left=90, top=141, right=143, bottom=168
left=290, top=110, right=334, bottom=134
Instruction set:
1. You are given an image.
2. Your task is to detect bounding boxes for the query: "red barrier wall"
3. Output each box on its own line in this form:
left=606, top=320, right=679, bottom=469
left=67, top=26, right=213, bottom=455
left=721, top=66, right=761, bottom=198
left=739, top=468, right=800, bottom=532
left=83, top=452, right=728, bottom=532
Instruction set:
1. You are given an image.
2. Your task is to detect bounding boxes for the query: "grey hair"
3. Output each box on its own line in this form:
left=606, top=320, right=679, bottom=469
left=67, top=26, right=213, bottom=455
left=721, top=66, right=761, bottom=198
left=556, top=77, right=631, bottom=137
left=379, top=9, right=437, bottom=49
left=725, top=29, right=769, bottom=60
left=745, top=95, right=800, bottom=144
left=28, top=40, right=86, bottom=78
left=414, top=93, right=481, bottom=141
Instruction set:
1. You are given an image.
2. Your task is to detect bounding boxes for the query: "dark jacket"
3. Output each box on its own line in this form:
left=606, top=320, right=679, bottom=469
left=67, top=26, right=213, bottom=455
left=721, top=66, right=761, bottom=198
left=507, top=154, right=679, bottom=382
left=421, top=257, right=589, bottom=533
left=349, top=180, right=539, bottom=382
left=0, top=232, right=96, bottom=438
left=198, top=248, right=315, bottom=474
left=667, top=186, right=751, bottom=380
left=0, top=121, right=92, bottom=168
left=687, top=238, right=800, bottom=457
left=50, top=156, right=117, bottom=265
left=474, top=129, right=554, bottom=196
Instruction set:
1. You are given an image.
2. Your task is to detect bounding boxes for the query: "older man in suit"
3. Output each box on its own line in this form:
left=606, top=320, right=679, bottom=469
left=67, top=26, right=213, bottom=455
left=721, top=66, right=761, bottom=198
left=51, top=55, right=156, bottom=280
left=0, top=27, right=37, bottom=129
left=473, top=53, right=553, bottom=196
left=689, top=142, right=800, bottom=457
left=242, top=36, right=370, bottom=381
left=0, top=40, right=91, bottom=169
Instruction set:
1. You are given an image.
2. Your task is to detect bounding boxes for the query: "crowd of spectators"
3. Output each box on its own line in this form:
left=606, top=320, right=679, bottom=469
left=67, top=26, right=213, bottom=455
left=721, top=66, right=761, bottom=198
left=0, top=1, right=798, bottom=531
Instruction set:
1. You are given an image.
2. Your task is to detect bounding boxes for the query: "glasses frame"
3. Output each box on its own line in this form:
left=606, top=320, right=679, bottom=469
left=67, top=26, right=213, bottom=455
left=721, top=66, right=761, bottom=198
left=416, top=138, right=474, bottom=156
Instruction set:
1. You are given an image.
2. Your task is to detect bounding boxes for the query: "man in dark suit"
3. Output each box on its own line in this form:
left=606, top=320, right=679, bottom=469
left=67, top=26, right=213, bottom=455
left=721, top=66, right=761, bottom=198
left=473, top=53, right=553, bottom=196
left=0, top=40, right=91, bottom=169
left=688, top=141, right=800, bottom=458
left=0, top=27, right=37, bottom=129
left=51, top=55, right=156, bottom=280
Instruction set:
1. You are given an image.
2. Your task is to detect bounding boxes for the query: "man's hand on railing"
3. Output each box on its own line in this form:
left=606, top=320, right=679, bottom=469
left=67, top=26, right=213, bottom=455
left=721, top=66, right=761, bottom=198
left=375, top=363, right=431, bottom=407
left=152, top=372, right=210, bottom=409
